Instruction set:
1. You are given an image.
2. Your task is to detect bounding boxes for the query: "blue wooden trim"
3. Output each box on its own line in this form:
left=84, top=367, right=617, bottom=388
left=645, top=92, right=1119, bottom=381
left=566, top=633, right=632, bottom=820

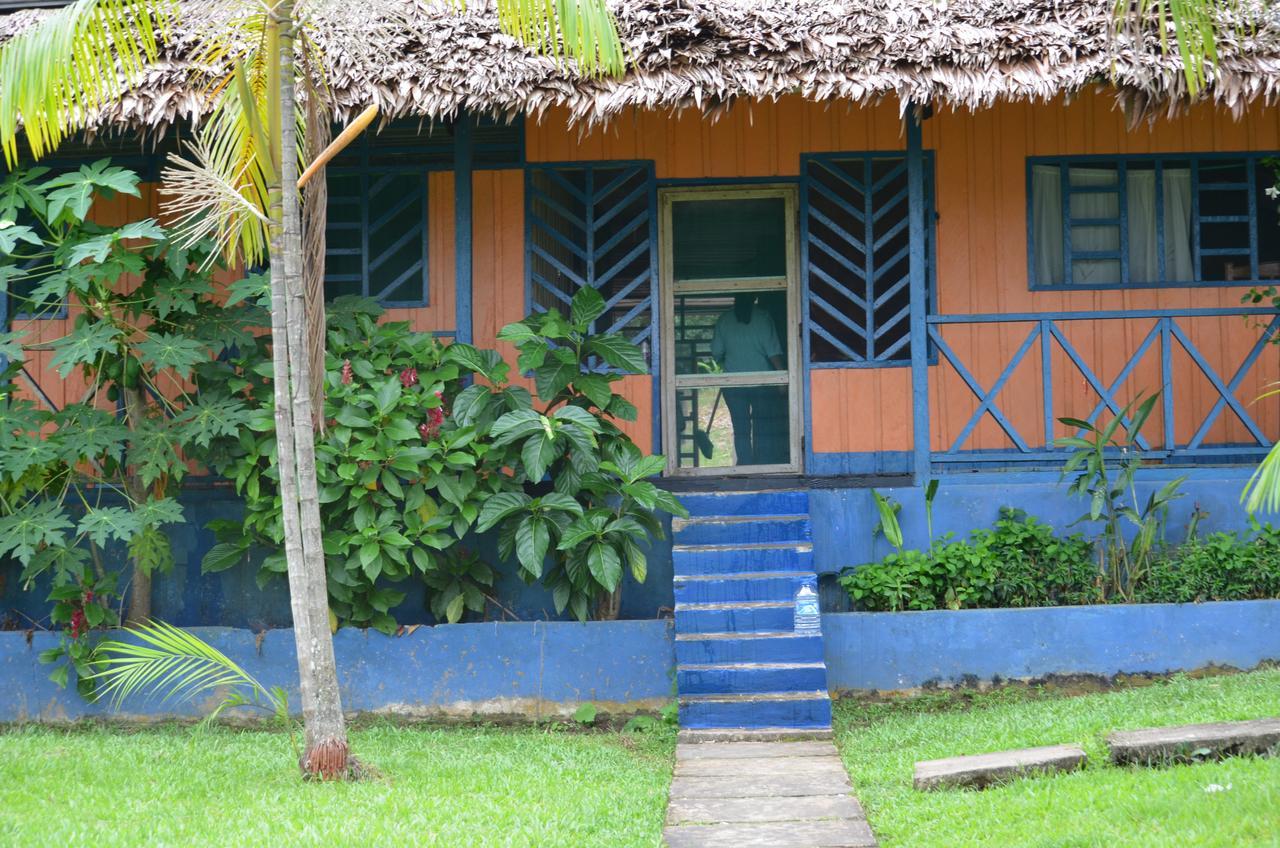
left=454, top=111, right=474, bottom=344
left=800, top=156, right=816, bottom=472
left=1039, top=318, right=1053, bottom=447
left=1073, top=321, right=1162, bottom=448
left=800, top=150, right=937, bottom=368
left=929, top=307, right=1277, bottom=458
left=907, top=113, right=931, bottom=484
left=946, top=324, right=1040, bottom=454
left=1172, top=319, right=1272, bottom=448
left=928, top=306, right=1277, bottom=323
left=1118, top=160, right=1130, bottom=284
left=656, top=175, right=801, bottom=187
left=1191, top=158, right=1202, bottom=283
left=1160, top=318, right=1175, bottom=449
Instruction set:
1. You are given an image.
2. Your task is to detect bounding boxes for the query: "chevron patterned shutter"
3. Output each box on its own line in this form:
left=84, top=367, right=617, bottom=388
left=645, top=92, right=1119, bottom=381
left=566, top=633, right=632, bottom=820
left=526, top=162, right=657, bottom=367
left=802, top=153, right=935, bottom=366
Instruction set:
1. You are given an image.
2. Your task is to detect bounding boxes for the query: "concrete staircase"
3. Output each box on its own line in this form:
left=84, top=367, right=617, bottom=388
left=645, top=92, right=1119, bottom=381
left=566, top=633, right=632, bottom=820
left=672, top=490, right=833, bottom=741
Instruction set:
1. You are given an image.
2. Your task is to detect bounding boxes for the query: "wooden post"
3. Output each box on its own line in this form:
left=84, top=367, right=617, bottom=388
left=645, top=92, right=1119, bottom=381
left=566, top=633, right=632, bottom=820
left=906, top=106, right=931, bottom=484
left=454, top=110, right=474, bottom=344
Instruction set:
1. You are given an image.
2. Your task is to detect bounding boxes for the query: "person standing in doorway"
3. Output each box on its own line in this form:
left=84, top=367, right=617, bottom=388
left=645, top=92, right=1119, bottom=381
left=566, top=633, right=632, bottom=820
left=711, top=293, right=786, bottom=465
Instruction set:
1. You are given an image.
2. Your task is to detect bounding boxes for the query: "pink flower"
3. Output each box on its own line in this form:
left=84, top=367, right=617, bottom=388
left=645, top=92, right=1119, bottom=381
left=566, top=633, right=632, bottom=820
left=341, top=360, right=354, bottom=385
left=400, top=368, right=419, bottom=388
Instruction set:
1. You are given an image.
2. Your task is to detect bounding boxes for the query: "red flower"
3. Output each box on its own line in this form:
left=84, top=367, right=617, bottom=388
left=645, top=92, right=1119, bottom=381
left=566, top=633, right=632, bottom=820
left=419, top=407, right=446, bottom=441
left=84, top=591, right=94, bottom=602
left=70, top=609, right=86, bottom=639
left=399, top=367, right=419, bottom=388
left=341, top=359, right=354, bottom=385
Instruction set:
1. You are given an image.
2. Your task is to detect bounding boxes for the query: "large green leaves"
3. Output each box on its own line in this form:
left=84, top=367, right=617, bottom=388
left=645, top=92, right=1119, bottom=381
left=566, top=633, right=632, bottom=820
left=48, top=320, right=121, bottom=377
left=40, top=160, right=142, bottom=223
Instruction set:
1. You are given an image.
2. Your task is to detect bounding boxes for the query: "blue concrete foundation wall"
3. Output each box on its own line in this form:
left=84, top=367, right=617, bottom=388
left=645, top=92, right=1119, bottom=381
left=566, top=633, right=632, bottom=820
left=0, top=467, right=1263, bottom=628
left=0, top=484, right=674, bottom=629
left=822, top=600, right=1280, bottom=692
left=0, top=620, right=676, bottom=723
left=811, top=467, right=1261, bottom=575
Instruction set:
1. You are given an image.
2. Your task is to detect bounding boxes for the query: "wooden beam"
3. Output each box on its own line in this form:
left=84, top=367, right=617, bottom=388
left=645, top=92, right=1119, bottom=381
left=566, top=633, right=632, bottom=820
left=296, top=104, right=378, bottom=190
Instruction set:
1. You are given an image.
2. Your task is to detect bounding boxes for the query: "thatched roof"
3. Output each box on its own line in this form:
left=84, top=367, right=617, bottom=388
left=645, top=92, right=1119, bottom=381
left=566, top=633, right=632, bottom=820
left=3, top=0, right=1280, bottom=133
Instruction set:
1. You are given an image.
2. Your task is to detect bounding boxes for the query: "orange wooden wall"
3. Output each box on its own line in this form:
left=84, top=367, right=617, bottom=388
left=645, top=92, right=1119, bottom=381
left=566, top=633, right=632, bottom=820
left=522, top=92, right=1280, bottom=458
left=18, top=92, right=1276, bottom=464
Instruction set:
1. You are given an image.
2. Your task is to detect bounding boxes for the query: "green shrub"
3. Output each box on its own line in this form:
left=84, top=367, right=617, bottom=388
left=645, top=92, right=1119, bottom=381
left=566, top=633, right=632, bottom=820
left=840, top=510, right=1098, bottom=612
left=1136, top=522, right=1280, bottom=604
left=841, top=508, right=1280, bottom=612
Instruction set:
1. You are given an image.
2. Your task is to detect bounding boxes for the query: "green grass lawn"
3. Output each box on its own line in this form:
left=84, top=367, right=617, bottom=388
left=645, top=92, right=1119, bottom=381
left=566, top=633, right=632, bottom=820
left=0, top=722, right=675, bottom=847
left=835, top=670, right=1280, bottom=848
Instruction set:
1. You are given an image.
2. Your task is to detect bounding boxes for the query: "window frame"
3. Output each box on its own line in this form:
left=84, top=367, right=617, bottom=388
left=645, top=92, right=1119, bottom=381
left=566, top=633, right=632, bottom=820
left=1026, top=151, right=1280, bottom=292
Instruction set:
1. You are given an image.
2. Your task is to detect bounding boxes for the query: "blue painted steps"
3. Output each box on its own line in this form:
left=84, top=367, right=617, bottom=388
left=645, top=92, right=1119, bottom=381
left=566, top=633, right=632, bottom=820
left=670, top=490, right=833, bottom=737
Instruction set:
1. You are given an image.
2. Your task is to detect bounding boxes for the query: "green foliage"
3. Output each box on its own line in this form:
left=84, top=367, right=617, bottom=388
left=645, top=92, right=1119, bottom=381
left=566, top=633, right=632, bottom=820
left=89, top=620, right=293, bottom=745
left=1136, top=519, right=1280, bottom=604
left=1056, top=392, right=1184, bottom=601
left=477, top=286, right=688, bottom=620
left=842, top=505, right=1280, bottom=613
left=423, top=547, right=495, bottom=624
left=0, top=162, right=260, bottom=688
left=201, top=288, right=684, bottom=628
left=841, top=509, right=1099, bottom=612
left=572, top=702, right=598, bottom=726
left=198, top=297, right=512, bottom=633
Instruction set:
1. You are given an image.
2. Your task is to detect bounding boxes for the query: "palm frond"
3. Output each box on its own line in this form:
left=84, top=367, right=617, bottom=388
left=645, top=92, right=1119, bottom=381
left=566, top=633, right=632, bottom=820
left=160, top=141, right=271, bottom=266
left=1112, top=0, right=1238, bottom=96
left=0, top=0, right=176, bottom=165
left=495, top=0, right=625, bottom=77
left=1243, top=441, right=1280, bottom=514
left=88, top=620, right=285, bottom=717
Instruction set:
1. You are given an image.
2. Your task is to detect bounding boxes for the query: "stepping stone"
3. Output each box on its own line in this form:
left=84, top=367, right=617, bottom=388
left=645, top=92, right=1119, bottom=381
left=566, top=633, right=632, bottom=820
left=678, top=727, right=834, bottom=744
left=677, top=740, right=837, bottom=760
left=671, top=773, right=851, bottom=799
left=667, top=794, right=866, bottom=826
left=665, top=740, right=878, bottom=847
left=678, top=756, right=849, bottom=778
left=913, top=744, right=1087, bottom=790
left=1107, top=717, right=1280, bottom=765
left=664, top=819, right=878, bottom=848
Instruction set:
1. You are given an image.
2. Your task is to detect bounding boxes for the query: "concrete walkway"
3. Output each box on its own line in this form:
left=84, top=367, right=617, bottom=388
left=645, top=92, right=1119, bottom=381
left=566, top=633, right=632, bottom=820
left=664, top=741, right=878, bottom=847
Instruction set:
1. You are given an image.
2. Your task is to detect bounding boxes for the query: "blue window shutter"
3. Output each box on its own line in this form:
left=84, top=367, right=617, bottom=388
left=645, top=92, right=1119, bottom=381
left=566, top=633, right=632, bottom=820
left=324, top=169, right=429, bottom=307
left=525, top=162, right=657, bottom=368
left=802, top=152, right=936, bottom=367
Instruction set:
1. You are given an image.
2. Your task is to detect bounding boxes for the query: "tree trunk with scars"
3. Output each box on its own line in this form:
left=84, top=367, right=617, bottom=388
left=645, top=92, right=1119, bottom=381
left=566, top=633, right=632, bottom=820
left=266, top=0, right=350, bottom=780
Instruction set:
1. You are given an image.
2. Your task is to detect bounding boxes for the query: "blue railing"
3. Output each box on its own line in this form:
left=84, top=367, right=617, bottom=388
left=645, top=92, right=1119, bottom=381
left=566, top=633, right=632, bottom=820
left=922, top=307, right=1280, bottom=466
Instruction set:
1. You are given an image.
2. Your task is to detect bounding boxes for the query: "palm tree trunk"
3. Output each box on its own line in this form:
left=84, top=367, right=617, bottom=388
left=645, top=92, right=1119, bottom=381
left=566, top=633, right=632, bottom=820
left=267, top=0, right=349, bottom=780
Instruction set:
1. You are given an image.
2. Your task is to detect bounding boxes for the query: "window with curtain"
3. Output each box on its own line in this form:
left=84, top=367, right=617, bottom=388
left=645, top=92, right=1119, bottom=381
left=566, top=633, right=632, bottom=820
left=1029, top=154, right=1280, bottom=288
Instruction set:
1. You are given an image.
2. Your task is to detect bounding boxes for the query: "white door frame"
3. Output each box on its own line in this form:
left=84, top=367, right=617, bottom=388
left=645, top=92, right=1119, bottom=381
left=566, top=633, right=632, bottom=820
left=658, top=185, right=803, bottom=477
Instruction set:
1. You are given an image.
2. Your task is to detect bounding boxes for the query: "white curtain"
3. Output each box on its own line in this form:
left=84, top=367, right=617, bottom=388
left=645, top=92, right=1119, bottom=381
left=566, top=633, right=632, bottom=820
left=1163, top=169, right=1194, bottom=282
left=1129, top=167, right=1194, bottom=283
left=1032, top=165, right=1064, bottom=286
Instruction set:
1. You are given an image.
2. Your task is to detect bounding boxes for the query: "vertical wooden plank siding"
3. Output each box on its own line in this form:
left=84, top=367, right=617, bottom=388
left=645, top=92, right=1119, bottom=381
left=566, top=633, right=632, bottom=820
left=928, top=94, right=1279, bottom=456
left=520, top=93, right=1280, bottom=460
left=18, top=92, right=1275, bottom=465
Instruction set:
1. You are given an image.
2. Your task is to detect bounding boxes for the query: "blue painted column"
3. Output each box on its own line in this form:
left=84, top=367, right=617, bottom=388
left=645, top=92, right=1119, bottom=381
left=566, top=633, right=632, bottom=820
left=453, top=110, right=474, bottom=344
left=906, top=106, right=931, bottom=483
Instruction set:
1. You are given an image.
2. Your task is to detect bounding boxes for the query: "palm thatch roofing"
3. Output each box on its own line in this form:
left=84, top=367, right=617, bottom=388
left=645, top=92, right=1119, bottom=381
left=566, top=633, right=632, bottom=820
left=3, top=0, right=1280, bottom=133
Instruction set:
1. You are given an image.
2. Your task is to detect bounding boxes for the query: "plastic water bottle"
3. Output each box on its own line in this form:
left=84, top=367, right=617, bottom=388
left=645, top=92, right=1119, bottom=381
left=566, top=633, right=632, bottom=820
left=793, top=581, right=820, bottom=634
